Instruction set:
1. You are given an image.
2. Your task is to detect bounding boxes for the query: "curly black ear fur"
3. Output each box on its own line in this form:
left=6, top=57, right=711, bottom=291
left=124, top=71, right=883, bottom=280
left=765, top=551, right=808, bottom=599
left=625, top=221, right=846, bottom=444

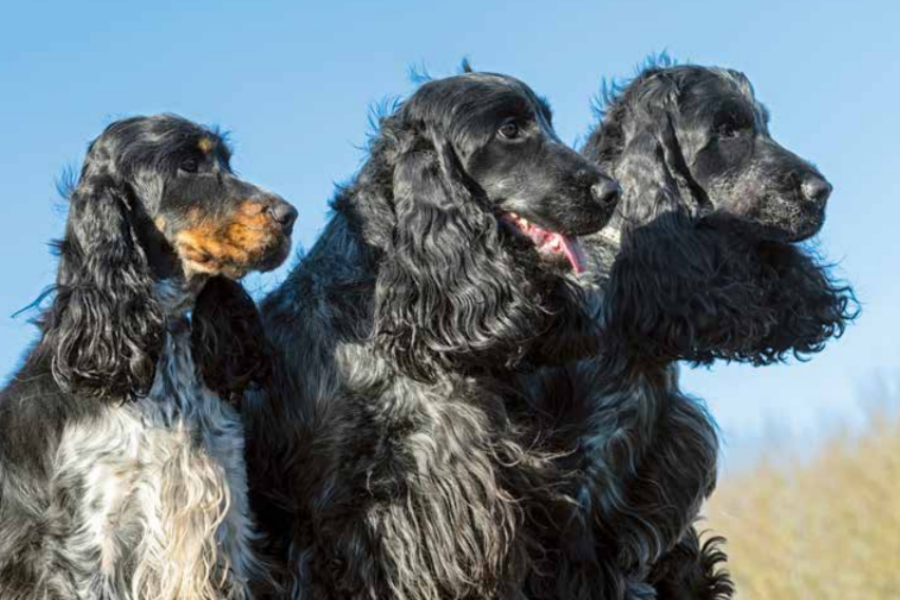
left=372, top=126, right=555, bottom=382
left=191, top=276, right=271, bottom=406
left=588, top=71, right=706, bottom=227
left=649, top=528, right=734, bottom=600
left=43, top=175, right=164, bottom=400
left=603, top=213, right=856, bottom=366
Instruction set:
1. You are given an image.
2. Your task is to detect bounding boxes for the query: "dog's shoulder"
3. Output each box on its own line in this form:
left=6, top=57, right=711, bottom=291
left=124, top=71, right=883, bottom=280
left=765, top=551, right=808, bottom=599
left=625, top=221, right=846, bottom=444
left=0, top=350, right=104, bottom=472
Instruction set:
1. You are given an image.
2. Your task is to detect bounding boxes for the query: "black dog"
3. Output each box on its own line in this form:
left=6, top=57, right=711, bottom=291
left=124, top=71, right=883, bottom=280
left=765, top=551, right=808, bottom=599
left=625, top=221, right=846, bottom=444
left=0, top=115, right=296, bottom=600
left=245, top=71, right=619, bottom=599
left=515, top=63, right=855, bottom=599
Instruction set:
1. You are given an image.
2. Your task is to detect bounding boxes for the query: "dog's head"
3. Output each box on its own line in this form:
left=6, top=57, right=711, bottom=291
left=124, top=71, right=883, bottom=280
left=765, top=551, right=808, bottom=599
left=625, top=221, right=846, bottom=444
left=45, top=115, right=296, bottom=399
left=352, top=72, right=618, bottom=380
left=585, top=64, right=855, bottom=366
left=73, top=115, right=297, bottom=280
left=433, top=73, right=621, bottom=274
left=588, top=65, right=830, bottom=242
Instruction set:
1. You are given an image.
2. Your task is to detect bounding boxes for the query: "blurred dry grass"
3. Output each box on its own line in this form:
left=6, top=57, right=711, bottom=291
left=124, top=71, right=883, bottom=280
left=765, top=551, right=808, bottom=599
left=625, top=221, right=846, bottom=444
left=705, top=412, right=900, bottom=600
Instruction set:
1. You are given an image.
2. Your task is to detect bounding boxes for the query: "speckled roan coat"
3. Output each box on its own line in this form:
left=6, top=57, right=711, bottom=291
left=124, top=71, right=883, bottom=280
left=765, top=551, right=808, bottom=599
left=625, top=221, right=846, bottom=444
left=0, top=115, right=294, bottom=600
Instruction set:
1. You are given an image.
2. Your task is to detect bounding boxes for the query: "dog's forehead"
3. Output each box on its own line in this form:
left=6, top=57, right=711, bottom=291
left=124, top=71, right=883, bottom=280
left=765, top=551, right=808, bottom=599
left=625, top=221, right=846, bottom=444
left=425, top=73, right=543, bottom=110
left=145, top=118, right=231, bottom=163
left=125, top=116, right=220, bottom=151
left=679, top=68, right=765, bottom=119
left=466, top=72, right=546, bottom=106
left=712, top=69, right=758, bottom=104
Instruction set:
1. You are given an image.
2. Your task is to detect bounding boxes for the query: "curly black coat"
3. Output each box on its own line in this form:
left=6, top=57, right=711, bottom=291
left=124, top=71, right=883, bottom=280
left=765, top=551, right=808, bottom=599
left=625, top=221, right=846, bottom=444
left=512, top=63, right=855, bottom=600
left=245, top=71, right=620, bottom=600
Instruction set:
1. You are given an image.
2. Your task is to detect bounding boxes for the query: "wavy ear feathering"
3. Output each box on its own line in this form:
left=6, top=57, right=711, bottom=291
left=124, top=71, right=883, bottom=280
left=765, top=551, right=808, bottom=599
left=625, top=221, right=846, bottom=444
left=602, top=183, right=856, bottom=369
left=192, top=275, right=272, bottom=406
left=589, top=72, right=703, bottom=228
left=372, top=124, right=550, bottom=382
left=43, top=172, right=164, bottom=400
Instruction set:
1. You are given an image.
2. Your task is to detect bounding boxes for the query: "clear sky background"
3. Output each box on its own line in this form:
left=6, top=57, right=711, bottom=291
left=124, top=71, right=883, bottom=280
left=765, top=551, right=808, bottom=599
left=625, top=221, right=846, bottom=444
left=1, top=0, right=897, bottom=469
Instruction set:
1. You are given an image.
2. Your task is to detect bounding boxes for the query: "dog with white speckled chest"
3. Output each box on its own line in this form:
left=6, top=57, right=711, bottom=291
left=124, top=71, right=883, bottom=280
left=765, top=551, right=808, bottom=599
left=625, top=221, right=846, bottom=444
left=0, top=115, right=296, bottom=600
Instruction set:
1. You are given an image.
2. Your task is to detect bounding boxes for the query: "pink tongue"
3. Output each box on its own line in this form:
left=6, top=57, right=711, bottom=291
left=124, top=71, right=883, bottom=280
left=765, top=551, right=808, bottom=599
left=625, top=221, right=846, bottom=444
left=548, top=233, right=586, bottom=274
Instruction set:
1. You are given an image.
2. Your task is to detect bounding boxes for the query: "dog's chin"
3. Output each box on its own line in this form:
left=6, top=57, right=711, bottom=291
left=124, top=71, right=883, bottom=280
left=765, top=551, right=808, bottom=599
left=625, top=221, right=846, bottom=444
left=255, top=237, right=293, bottom=272
left=703, top=204, right=825, bottom=245
left=179, top=237, right=292, bottom=282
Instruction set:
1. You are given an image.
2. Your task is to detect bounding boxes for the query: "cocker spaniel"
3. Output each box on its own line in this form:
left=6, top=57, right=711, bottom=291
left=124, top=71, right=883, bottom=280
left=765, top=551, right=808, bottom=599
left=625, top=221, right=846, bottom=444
left=515, top=62, right=855, bottom=599
left=0, top=115, right=296, bottom=600
left=245, top=70, right=620, bottom=600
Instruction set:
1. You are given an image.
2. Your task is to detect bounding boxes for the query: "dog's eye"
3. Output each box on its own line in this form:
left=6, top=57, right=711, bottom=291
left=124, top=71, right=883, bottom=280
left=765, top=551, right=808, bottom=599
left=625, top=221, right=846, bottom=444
left=498, top=121, right=521, bottom=140
left=180, top=158, right=200, bottom=173
left=714, top=113, right=752, bottom=140
left=716, top=123, right=742, bottom=139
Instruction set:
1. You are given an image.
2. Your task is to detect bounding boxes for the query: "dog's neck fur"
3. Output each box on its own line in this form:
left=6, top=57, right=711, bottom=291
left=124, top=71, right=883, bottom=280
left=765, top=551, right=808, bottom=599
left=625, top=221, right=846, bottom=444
left=33, top=276, right=264, bottom=600
left=255, top=208, right=577, bottom=600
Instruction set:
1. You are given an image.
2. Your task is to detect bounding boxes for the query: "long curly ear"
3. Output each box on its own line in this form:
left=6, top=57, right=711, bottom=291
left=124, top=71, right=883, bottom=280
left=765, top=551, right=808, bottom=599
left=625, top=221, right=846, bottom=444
left=45, top=175, right=164, bottom=400
left=191, top=276, right=271, bottom=407
left=588, top=70, right=705, bottom=227
left=601, top=214, right=737, bottom=366
left=746, top=242, right=857, bottom=363
left=372, top=128, right=546, bottom=381
left=604, top=219, right=856, bottom=366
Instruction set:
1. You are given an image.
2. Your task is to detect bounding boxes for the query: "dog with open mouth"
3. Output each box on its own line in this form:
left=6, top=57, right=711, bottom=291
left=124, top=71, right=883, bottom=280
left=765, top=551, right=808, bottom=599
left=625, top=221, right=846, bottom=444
left=244, top=68, right=619, bottom=600
left=0, top=115, right=296, bottom=600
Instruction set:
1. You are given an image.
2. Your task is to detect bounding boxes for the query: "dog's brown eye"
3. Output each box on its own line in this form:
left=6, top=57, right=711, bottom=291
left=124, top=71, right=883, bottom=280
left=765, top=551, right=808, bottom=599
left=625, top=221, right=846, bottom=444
left=498, top=122, right=521, bottom=140
left=180, top=158, right=200, bottom=173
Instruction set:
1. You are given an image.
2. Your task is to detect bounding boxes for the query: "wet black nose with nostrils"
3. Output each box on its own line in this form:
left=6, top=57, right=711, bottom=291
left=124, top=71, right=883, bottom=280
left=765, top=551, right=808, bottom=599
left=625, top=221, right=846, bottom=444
left=590, top=179, right=622, bottom=210
left=801, top=176, right=832, bottom=207
left=266, top=199, right=298, bottom=231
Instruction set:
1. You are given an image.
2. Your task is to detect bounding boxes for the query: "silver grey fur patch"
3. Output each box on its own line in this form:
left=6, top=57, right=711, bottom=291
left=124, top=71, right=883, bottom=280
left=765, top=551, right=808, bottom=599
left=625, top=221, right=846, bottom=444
left=49, top=286, right=262, bottom=600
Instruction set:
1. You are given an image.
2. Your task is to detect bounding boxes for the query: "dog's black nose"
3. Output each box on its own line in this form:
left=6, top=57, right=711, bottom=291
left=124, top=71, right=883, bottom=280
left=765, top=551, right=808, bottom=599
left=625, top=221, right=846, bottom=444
left=267, top=199, right=298, bottom=231
left=590, top=179, right=621, bottom=210
left=801, top=176, right=832, bottom=206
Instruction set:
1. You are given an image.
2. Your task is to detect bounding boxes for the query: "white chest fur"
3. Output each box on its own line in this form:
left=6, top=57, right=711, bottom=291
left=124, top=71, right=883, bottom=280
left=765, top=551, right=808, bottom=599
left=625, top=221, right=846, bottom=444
left=53, top=324, right=260, bottom=600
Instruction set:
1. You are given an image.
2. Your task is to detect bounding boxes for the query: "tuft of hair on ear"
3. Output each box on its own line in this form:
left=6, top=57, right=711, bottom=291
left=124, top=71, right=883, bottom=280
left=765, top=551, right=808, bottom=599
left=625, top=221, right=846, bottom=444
left=640, top=49, right=678, bottom=73
left=54, top=164, right=79, bottom=203
left=42, top=174, right=165, bottom=401
left=371, top=123, right=551, bottom=382
left=407, top=62, right=433, bottom=85
left=365, top=96, right=404, bottom=148
left=589, top=51, right=679, bottom=122
left=586, top=52, right=687, bottom=171
left=459, top=57, right=474, bottom=73
left=191, top=276, right=271, bottom=407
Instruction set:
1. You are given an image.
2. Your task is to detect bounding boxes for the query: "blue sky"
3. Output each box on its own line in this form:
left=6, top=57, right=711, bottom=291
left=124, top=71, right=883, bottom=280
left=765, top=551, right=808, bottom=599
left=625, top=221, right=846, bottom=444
left=1, top=0, right=897, bottom=465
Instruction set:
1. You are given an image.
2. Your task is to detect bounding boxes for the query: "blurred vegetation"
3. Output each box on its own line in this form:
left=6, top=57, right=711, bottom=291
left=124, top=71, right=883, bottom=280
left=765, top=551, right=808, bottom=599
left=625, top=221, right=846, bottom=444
left=705, top=409, right=900, bottom=600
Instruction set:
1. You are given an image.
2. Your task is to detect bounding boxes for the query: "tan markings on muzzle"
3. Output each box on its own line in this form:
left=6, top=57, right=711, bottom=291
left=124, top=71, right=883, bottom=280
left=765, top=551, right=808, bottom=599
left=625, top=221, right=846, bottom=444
left=174, top=200, right=282, bottom=278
